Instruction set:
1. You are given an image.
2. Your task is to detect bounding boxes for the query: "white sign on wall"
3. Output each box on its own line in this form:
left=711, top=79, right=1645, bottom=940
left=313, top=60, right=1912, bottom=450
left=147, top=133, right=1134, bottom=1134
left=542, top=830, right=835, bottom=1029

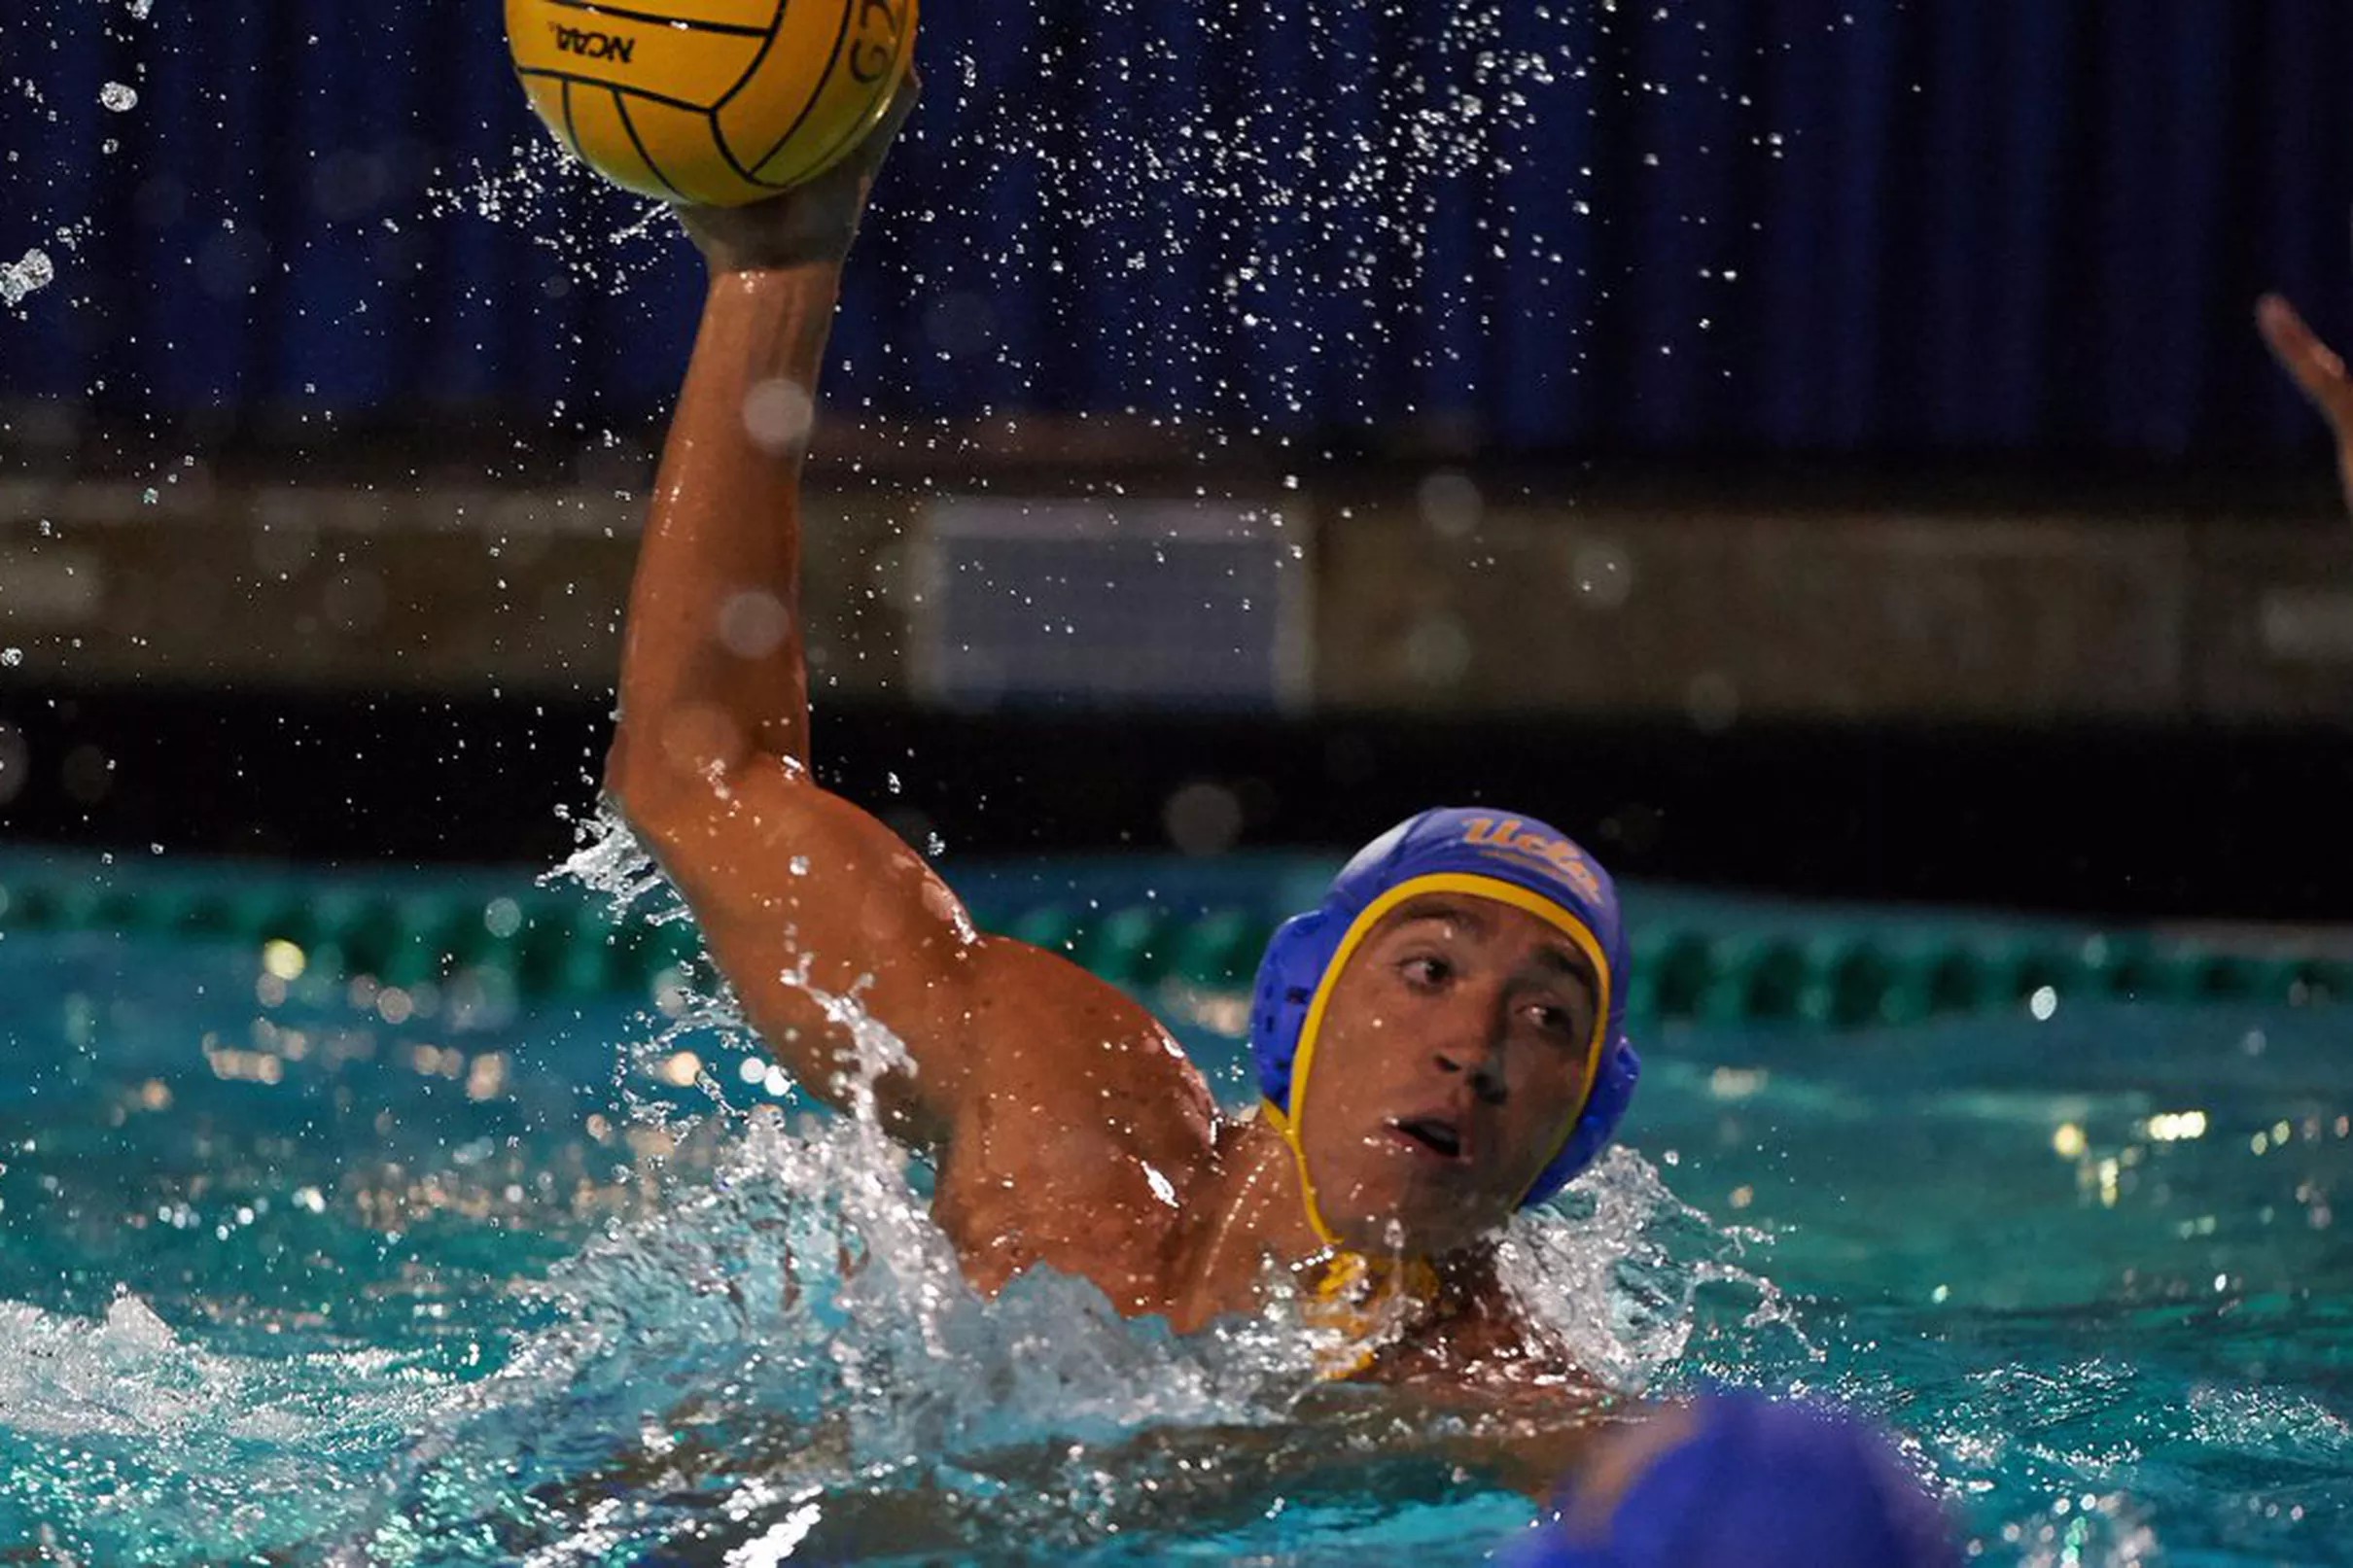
left=913, top=498, right=1313, bottom=713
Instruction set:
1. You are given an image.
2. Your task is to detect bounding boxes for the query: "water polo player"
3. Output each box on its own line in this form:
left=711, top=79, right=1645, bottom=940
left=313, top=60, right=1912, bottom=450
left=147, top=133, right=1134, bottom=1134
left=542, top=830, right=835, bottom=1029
left=1500, top=1394, right=1962, bottom=1568
left=603, top=86, right=1637, bottom=1389
left=2259, top=292, right=2353, bottom=519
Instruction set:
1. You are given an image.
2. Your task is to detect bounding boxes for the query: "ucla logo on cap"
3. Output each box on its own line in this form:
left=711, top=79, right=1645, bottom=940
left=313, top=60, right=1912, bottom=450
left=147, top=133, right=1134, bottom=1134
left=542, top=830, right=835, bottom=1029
left=1459, top=815, right=1606, bottom=906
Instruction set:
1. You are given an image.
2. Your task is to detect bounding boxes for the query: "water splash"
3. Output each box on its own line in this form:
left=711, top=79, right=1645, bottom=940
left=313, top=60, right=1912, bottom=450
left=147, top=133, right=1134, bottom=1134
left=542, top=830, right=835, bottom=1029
left=38, top=820, right=2300, bottom=1561
left=1498, top=1145, right=1811, bottom=1392
left=548, top=802, right=688, bottom=926
left=339, top=1092, right=1749, bottom=1560
left=425, top=136, right=678, bottom=294
left=0, top=246, right=53, bottom=308
left=545, top=803, right=767, bottom=1133
left=326, top=1103, right=1308, bottom=1557
left=419, top=1, right=1802, bottom=435
left=218, top=816, right=1780, bottom=1555
left=491, top=802, right=1809, bottom=1553
left=0, top=1292, right=468, bottom=1553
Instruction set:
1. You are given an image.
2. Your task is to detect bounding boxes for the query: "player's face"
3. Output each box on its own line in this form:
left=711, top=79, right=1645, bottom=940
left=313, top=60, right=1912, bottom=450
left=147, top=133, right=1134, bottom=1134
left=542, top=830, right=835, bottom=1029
left=1295, top=894, right=1601, bottom=1256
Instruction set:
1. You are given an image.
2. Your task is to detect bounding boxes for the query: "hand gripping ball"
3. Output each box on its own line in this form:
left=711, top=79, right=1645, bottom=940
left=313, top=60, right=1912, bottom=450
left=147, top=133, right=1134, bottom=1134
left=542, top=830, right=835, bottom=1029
left=507, top=0, right=917, bottom=206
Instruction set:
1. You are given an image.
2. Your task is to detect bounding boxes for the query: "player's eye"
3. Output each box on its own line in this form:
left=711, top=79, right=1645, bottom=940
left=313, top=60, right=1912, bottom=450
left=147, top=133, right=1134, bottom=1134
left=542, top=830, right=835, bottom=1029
left=1528, top=1002, right=1580, bottom=1038
left=1398, top=955, right=1452, bottom=989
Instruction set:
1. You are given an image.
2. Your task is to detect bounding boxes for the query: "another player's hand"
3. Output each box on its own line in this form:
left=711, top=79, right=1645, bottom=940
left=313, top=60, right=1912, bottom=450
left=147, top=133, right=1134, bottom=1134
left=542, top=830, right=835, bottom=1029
left=2259, top=293, right=2353, bottom=517
left=679, top=73, right=920, bottom=274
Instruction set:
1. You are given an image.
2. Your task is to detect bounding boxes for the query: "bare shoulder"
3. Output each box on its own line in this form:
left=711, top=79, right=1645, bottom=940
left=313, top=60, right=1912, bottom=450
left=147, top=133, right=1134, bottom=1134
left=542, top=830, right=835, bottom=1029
left=931, top=937, right=1222, bottom=1309
left=964, top=939, right=1217, bottom=1155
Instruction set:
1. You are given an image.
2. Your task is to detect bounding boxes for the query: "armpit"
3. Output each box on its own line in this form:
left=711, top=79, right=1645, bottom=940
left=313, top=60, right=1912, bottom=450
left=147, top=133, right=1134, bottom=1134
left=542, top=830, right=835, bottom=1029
left=930, top=1080, right=1201, bottom=1317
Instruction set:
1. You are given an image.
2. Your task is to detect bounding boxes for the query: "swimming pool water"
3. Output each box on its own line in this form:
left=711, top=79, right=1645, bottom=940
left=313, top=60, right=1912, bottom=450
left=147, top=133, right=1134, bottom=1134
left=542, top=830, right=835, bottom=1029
left=0, top=865, right=2348, bottom=1564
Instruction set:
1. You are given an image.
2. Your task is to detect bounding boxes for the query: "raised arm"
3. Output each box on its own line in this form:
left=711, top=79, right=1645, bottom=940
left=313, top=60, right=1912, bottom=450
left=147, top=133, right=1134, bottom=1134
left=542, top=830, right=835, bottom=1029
left=2259, top=294, right=2353, bottom=519
left=604, top=88, right=1199, bottom=1157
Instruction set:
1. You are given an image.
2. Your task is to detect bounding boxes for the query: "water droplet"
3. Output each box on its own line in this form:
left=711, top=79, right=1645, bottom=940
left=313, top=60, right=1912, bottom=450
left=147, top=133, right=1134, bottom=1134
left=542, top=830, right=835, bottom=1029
left=0, top=249, right=53, bottom=307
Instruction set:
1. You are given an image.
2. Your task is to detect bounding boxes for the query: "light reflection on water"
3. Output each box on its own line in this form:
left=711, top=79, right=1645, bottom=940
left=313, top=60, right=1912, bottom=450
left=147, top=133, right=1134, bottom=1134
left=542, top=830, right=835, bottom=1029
left=0, top=892, right=2348, bottom=1562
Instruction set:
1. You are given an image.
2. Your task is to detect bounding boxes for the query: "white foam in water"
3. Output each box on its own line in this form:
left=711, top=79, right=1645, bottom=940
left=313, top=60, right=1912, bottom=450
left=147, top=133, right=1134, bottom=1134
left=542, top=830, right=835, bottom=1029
left=0, top=1291, right=474, bottom=1553
left=1498, top=1146, right=1811, bottom=1393
left=0, top=1293, right=375, bottom=1451
left=547, top=804, right=780, bottom=1128
left=359, top=1109, right=1416, bottom=1555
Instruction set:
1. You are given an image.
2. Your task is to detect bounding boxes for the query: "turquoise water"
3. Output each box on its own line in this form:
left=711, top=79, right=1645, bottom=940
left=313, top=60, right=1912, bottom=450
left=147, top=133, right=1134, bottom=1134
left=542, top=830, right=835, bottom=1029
left=0, top=865, right=2348, bottom=1564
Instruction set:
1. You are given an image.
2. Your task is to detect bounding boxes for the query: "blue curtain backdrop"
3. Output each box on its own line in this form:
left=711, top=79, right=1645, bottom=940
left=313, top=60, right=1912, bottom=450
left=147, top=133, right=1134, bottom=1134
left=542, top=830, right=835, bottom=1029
left=3, top=0, right=2350, bottom=458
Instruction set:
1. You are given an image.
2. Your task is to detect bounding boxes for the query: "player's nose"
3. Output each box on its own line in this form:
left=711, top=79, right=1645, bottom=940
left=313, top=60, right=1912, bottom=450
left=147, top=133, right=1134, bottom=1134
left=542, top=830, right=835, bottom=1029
left=1429, top=992, right=1509, bottom=1104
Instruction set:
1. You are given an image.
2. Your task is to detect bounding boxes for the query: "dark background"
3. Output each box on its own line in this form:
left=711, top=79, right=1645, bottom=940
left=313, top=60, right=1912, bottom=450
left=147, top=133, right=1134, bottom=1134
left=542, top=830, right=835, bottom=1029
left=9, top=0, right=2353, bottom=454
left=4, top=684, right=2348, bottom=923
left=6, top=1, right=2353, bottom=922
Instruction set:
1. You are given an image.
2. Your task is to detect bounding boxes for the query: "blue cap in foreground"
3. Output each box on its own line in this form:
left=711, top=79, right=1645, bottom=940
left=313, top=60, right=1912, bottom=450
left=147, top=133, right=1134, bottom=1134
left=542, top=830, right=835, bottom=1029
left=1506, top=1395, right=1962, bottom=1568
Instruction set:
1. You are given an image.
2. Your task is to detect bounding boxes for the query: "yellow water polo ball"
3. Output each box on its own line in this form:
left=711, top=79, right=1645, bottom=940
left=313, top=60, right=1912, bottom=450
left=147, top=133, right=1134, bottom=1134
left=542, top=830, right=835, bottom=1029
left=506, top=0, right=917, bottom=207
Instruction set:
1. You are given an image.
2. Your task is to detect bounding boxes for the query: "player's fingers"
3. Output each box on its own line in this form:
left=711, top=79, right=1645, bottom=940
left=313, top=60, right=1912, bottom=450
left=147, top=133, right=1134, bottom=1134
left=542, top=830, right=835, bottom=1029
left=816, top=65, right=919, bottom=192
left=2259, top=295, right=2353, bottom=431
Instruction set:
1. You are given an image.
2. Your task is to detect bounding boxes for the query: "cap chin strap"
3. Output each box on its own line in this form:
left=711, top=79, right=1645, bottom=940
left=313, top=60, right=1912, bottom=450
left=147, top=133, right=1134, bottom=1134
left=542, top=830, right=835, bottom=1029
left=1262, top=1098, right=1440, bottom=1377
left=1258, top=1097, right=1344, bottom=1250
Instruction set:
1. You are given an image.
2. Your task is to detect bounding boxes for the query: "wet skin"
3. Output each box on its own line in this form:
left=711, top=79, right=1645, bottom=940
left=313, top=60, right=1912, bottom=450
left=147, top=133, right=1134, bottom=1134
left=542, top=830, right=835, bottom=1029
left=1297, top=895, right=1602, bottom=1258
left=604, top=83, right=1612, bottom=1419
left=2258, top=293, right=2353, bottom=520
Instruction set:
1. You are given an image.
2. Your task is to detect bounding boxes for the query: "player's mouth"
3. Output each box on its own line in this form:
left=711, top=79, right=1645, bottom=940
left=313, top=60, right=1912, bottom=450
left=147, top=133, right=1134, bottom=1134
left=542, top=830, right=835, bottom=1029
left=1387, top=1114, right=1472, bottom=1165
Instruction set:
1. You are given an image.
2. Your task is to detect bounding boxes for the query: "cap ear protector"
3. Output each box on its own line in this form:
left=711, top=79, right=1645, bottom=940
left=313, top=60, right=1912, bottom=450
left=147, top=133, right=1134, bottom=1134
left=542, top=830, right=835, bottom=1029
left=1250, top=809, right=1641, bottom=1215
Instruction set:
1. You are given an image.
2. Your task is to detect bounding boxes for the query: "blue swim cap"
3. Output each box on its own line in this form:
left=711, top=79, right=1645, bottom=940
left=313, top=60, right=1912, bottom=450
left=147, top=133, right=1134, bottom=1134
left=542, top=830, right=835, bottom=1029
left=1249, top=807, right=1639, bottom=1212
left=1503, top=1395, right=1962, bottom=1568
